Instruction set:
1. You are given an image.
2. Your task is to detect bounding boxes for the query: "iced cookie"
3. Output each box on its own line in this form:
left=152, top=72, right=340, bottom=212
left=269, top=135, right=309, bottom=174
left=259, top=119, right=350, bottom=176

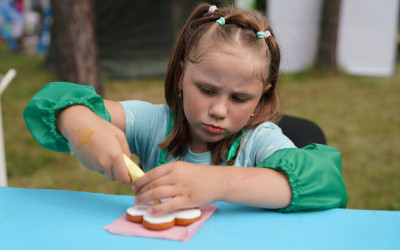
left=126, top=204, right=202, bottom=230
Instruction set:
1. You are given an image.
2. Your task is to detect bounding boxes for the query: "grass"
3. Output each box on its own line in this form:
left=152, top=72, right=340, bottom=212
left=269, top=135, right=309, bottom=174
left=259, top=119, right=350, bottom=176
left=279, top=70, right=400, bottom=210
left=1, top=43, right=399, bottom=210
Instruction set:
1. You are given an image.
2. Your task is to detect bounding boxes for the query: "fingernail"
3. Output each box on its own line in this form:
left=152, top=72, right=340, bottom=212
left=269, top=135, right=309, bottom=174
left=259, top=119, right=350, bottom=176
left=131, top=183, right=137, bottom=191
left=147, top=206, right=155, bottom=214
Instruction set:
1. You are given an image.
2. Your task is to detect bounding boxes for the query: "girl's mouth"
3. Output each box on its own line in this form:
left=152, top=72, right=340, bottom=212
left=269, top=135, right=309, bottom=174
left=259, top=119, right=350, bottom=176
left=203, top=124, right=224, bottom=134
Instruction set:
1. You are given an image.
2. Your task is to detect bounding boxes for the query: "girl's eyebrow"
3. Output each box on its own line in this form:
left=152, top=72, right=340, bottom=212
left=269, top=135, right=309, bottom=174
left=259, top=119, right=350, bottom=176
left=193, top=79, right=219, bottom=88
left=233, top=92, right=257, bottom=99
left=194, top=80, right=258, bottom=98
left=192, top=75, right=215, bottom=84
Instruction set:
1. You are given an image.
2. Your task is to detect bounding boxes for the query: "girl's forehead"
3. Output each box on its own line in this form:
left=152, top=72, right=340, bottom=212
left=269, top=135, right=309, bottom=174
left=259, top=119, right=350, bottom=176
left=187, top=43, right=268, bottom=83
left=186, top=50, right=265, bottom=87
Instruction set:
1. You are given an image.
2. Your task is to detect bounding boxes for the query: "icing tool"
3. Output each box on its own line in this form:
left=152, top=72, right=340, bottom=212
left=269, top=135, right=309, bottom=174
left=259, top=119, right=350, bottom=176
left=123, top=154, right=145, bottom=182
left=123, top=154, right=161, bottom=204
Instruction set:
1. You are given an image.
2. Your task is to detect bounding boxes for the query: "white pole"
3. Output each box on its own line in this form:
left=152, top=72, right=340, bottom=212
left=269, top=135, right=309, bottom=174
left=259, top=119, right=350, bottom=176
left=0, top=69, right=17, bottom=187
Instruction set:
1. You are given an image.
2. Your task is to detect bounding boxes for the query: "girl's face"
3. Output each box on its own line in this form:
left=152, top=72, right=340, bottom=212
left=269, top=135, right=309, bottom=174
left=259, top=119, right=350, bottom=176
left=181, top=48, right=270, bottom=153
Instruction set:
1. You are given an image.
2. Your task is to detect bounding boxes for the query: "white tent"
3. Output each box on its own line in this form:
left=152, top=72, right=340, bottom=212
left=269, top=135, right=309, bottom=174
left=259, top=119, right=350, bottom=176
left=337, top=0, right=399, bottom=77
left=267, top=0, right=399, bottom=76
left=267, top=0, right=322, bottom=73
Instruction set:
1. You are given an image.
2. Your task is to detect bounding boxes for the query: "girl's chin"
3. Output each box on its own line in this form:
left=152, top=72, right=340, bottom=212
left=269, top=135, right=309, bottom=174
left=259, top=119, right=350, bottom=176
left=202, top=134, right=229, bottom=144
left=190, top=127, right=232, bottom=145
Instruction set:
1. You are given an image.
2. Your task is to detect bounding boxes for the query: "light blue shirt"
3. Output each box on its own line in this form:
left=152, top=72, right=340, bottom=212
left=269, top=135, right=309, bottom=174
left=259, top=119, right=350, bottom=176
left=121, top=100, right=296, bottom=172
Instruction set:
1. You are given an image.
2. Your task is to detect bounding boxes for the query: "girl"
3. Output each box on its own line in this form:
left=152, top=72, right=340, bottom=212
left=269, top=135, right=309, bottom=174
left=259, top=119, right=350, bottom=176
left=24, top=4, right=347, bottom=214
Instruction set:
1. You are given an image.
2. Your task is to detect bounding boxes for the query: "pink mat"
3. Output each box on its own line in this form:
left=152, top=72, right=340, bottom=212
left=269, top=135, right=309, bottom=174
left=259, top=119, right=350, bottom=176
left=104, top=205, right=218, bottom=242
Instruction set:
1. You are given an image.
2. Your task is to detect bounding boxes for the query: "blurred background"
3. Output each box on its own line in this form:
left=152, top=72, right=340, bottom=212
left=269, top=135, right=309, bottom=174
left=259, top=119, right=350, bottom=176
left=0, top=0, right=399, bottom=210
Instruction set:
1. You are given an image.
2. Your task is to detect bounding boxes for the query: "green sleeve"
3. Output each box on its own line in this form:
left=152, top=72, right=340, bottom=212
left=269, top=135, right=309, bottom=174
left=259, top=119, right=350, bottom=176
left=257, top=143, right=348, bottom=212
left=23, top=82, right=111, bottom=152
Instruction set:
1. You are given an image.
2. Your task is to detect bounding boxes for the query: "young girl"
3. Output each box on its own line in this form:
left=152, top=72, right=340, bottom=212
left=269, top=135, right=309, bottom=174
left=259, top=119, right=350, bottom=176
left=24, top=4, right=347, bottom=214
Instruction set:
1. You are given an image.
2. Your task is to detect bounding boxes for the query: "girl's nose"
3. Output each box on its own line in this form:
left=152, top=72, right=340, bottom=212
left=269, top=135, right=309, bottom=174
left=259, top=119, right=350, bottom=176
left=209, top=98, right=228, bottom=119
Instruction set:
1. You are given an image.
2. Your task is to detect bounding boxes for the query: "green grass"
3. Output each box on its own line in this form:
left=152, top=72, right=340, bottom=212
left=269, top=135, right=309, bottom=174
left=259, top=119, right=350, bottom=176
left=279, top=69, right=400, bottom=210
left=1, top=43, right=399, bottom=210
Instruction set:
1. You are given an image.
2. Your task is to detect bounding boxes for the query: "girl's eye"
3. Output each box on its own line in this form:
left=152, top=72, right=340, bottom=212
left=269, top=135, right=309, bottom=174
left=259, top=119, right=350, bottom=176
left=232, top=95, right=248, bottom=103
left=199, top=86, right=216, bottom=95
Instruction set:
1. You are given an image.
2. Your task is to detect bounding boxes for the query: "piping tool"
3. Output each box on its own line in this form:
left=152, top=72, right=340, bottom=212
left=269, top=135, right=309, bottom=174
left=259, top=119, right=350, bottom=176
left=123, top=154, right=161, bottom=204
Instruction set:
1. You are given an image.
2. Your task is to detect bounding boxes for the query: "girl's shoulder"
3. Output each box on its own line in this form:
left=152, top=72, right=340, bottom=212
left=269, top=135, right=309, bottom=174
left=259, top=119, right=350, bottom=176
left=247, top=121, right=285, bottom=136
left=120, top=100, right=171, bottom=124
left=239, top=122, right=296, bottom=166
left=120, top=100, right=169, bottom=113
left=244, top=121, right=292, bottom=146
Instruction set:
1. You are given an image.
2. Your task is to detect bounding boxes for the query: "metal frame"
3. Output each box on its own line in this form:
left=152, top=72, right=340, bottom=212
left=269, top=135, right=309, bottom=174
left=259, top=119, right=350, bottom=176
left=0, top=69, right=17, bottom=187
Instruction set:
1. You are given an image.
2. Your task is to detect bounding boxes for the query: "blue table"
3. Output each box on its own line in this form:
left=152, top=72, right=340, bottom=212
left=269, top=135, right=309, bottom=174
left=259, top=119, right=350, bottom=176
left=1, top=187, right=399, bottom=249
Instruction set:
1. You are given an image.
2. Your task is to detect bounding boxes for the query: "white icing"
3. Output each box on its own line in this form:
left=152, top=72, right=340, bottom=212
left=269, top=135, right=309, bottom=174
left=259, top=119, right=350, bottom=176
left=126, top=205, right=149, bottom=216
left=143, top=213, right=175, bottom=224
left=173, top=208, right=201, bottom=220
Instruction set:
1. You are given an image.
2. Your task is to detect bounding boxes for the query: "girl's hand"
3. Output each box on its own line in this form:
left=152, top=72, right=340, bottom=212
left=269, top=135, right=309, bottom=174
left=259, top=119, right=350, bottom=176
left=132, top=162, right=224, bottom=214
left=133, top=162, right=292, bottom=214
left=57, top=105, right=132, bottom=184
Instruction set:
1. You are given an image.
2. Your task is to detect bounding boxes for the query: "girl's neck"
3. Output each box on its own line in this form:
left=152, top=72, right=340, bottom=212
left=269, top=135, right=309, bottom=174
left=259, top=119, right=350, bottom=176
left=189, top=138, right=208, bottom=154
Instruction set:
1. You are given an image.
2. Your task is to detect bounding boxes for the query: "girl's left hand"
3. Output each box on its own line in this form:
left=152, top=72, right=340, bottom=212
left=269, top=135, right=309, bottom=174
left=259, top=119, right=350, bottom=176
left=132, top=161, right=223, bottom=215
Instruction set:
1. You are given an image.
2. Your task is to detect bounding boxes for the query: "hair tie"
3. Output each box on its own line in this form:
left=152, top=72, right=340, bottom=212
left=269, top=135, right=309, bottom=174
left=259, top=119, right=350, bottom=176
left=257, top=31, right=272, bottom=39
left=208, top=5, right=217, bottom=14
left=216, top=17, right=225, bottom=26
left=256, top=32, right=266, bottom=39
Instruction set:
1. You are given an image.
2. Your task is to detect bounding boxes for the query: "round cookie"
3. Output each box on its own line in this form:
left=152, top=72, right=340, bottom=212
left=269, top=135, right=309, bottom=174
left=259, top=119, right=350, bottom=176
left=174, top=208, right=202, bottom=226
left=142, top=213, right=176, bottom=230
left=126, top=204, right=149, bottom=223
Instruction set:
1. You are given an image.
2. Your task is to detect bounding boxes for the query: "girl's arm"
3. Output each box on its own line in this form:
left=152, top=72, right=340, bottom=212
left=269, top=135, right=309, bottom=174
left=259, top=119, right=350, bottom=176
left=257, top=144, right=348, bottom=212
left=24, top=82, right=132, bottom=183
left=132, top=161, right=292, bottom=214
left=56, top=104, right=131, bottom=183
left=104, top=99, right=126, bottom=132
left=133, top=144, right=348, bottom=214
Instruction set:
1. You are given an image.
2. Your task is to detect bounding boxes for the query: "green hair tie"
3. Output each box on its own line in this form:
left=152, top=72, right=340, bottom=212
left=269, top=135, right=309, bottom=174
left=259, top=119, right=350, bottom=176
left=256, top=31, right=266, bottom=39
left=216, top=17, right=225, bottom=26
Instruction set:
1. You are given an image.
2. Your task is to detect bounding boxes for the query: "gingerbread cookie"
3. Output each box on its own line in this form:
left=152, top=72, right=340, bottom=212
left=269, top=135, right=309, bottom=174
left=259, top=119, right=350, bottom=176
left=126, top=204, right=202, bottom=231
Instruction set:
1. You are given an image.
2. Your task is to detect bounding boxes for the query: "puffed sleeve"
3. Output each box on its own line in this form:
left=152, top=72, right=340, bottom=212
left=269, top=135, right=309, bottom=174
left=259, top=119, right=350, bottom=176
left=257, top=143, right=348, bottom=212
left=23, top=82, right=111, bottom=152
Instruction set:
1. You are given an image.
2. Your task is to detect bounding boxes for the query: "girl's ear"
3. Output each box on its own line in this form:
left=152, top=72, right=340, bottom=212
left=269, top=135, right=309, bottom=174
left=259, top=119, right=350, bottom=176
left=263, top=83, right=272, bottom=93
left=178, top=79, right=183, bottom=90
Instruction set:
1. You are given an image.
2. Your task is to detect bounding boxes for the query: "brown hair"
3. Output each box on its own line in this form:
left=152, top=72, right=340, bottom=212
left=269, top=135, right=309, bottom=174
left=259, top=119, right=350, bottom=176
left=159, top=3, right=282, bottom=165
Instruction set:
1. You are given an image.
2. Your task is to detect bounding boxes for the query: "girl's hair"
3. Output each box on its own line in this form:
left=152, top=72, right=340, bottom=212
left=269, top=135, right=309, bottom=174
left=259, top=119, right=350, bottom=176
left=159, top=3, right=282, bottom=165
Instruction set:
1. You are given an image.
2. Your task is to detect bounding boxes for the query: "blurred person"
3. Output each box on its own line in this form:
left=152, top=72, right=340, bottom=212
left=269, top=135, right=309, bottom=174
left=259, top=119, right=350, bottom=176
left=0, top=0, right=24, bottom=51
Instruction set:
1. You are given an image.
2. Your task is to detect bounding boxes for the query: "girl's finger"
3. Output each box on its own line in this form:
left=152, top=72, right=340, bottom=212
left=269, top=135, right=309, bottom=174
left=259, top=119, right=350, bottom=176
left=113, top=154, right=131, bottom=184
left=134, top=185, right=178, bottom=206
left=103, top=166, right=115, bottom=181
left=135, top=173, right=174, bottom=195
left=133, top=163, right=172, bottom=191
left=147, top=196, right=191, bottom=215
left=116, top=130, right=131, bottom=157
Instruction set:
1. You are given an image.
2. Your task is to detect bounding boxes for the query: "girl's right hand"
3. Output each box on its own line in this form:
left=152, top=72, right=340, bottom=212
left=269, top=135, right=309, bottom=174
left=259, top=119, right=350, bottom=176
left=57, top=105, right=132, bottom=184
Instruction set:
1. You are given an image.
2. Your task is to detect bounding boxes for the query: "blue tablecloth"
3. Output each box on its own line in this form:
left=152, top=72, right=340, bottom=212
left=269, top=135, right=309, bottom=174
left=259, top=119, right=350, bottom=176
left=1, top=187, right=399, bottom=249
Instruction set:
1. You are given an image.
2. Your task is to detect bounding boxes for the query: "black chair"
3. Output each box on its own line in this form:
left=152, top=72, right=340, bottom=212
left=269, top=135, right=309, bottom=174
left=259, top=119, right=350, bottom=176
left=277, top=115, right=327, bottom=148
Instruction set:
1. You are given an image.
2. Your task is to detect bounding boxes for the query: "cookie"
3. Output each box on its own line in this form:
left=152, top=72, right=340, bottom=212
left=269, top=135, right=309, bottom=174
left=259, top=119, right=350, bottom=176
left=126, top=204, right=202, bottom=230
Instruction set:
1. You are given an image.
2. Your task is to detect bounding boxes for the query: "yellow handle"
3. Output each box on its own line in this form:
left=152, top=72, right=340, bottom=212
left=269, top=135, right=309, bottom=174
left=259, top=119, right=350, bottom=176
left=123, top=154, right=161, bottom=204
left=123, top=154, right=144, bottom=181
